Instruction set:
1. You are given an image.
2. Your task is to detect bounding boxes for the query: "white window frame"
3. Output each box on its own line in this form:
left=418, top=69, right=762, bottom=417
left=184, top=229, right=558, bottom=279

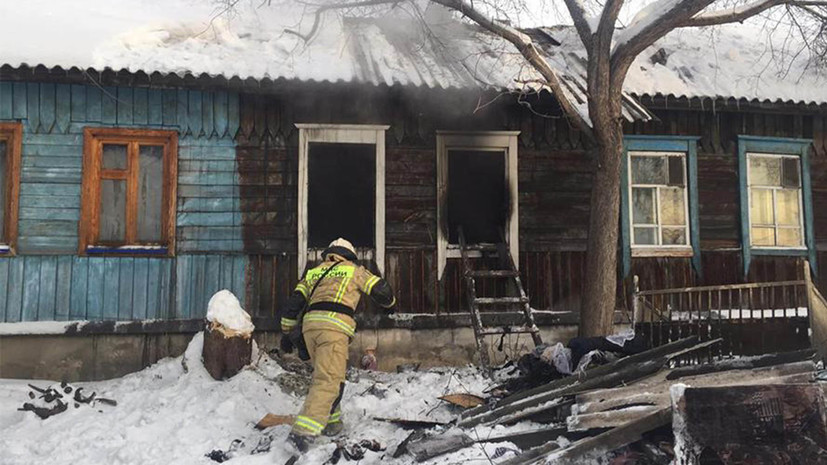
left=746, top=152, right=806, bottom=250
left=296, top=124, right=388, bottom=278
left=628, top=150, right=692, bottom=257
left=436, top=131, right=519, bottom=280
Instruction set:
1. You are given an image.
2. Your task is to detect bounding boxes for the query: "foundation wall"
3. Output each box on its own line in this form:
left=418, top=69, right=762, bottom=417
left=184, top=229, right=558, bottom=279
left=0, top=325, right=583, bottom=381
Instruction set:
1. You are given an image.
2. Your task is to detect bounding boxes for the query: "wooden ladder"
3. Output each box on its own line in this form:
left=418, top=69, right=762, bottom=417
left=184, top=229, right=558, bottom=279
left=458, top=227, right=543, bottom=367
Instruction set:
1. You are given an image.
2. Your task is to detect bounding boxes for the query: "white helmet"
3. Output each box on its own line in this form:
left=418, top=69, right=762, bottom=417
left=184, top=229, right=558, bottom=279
left=328, top=237, right=356, bottom=256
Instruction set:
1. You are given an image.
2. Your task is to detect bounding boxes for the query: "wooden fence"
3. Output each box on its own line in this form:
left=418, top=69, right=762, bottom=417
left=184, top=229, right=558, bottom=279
left=632, top=261, right=827, bottom=361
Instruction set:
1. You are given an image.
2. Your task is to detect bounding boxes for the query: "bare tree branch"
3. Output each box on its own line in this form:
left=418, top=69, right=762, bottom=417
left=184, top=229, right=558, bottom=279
left=562, top=0, right=594, bottom=50
left=430, top=0, right=595, bottom=137
left=798, top=4, right=827, bottom=20
left=284, top=0, right=401, bottom=42
left=682, top=0, right=814, bottom=27
left=588, top=0, right=625, bottom=121
left=610, top=0, right=715, bottom=92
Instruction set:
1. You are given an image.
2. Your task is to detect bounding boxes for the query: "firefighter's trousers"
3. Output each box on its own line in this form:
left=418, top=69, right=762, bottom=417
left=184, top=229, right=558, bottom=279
left=292, top=328, right=348, bottom=436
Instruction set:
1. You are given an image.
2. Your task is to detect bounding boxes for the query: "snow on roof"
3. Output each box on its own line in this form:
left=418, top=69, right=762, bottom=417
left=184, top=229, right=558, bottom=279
left=539, top=25, right=826, bottom=106
left=1, top=0, right=824, bottom=108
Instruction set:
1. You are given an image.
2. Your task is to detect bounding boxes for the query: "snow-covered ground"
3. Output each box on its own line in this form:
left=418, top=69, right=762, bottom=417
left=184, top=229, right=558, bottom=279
left=0, top=333, right=528, bottom=465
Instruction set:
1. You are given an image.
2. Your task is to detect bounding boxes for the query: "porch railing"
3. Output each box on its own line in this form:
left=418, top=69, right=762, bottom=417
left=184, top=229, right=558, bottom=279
left=631, top=267, right=819, bottom=360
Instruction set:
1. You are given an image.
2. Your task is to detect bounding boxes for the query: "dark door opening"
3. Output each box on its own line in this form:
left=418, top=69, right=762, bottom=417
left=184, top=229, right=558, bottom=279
left=447, top=149, right=507, bottom=244
left=308, top=142, right=376, bottom=248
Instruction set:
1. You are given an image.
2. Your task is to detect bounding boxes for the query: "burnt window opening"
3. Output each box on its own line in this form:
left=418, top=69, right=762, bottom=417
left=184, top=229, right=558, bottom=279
left=447, top=149, right=507, bottom=244
left=308, top=142, right=376, bottom=248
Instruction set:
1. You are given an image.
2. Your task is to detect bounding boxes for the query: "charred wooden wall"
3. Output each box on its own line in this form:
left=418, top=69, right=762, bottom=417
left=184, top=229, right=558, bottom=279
left=235, top=84, right=827, bottom=319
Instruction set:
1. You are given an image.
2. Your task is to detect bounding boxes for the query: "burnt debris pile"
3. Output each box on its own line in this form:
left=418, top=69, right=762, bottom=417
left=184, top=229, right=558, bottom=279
left=394, top=336, right=827, bottom=464
left=18, top=381, right=117, bottom=420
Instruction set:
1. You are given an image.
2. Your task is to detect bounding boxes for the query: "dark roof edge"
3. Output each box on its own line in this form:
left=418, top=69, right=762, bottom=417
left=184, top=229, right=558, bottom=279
left=2, top=64, right=824, bottom=111
left=0, top=63, right=506, bottom=94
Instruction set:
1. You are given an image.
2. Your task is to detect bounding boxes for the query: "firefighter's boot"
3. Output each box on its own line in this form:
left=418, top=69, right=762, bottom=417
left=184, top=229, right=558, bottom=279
left=323, top=411, right=344, bottom=436
left=287, top=432, right=313, bottom=453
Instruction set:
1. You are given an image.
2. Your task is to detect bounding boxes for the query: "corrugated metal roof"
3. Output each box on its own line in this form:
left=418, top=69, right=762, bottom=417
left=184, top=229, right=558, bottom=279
left=532, top=26, right=827, bottom=108
left=1, top=0, right=823, bottom=119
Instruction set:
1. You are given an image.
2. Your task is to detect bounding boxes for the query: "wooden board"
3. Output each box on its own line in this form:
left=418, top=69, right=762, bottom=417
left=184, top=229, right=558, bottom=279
left=674, top=384, right=827, bottom=463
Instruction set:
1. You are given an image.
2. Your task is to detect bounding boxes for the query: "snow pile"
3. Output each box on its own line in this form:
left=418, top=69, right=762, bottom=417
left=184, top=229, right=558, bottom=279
left=0, top=334, right=519, bottom=465
left=670, top=383, right=696, bottom=461
left=206, top=290, right=254, bottom=335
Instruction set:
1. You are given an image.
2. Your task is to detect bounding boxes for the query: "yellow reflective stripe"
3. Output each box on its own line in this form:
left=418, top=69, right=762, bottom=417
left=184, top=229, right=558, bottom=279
left=303, top=313, right=355, bottom=336
left=281, top=318, right=297, bottom=327
left=328, top=411, right=341, bottom=423
left=295, top=415, right=324, bottom=434
left=388, top=296, right=396, bottom=307
left=295, top=283, right=309, bottom=298
left=365, top=276, right=380, bottom=294
left=334, top=276, right=351, bottom=304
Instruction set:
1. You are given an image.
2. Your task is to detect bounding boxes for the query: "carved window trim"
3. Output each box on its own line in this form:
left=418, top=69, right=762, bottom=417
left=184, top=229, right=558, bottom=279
left=0, top=122, right=22, bottom=254
left=79, top=127, right=178, bottom=256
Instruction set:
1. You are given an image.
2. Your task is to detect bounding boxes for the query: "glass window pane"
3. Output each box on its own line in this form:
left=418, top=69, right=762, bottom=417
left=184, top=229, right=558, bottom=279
left=751, top=227, right=775, bottom=246
left=0, top=140, right=6, bottom=242
left=750, top=188, right=774, bottom=225
left=782, top=158, right=801, bottom=188
left=99, top=179, right=126, bottom=243
left=660, top=187, right=686, bottom=225
left=776, top=189, right=801, bottom=226
left=102, top=144, right=127, bottom=170
left=749, top=156, right=781, bottom=186
left=777, top=228, right=802, bottom=247
left=662, top=227, right=687, bottom=245
left=667, top=156, right=685, bottom=187
left=632, top=187, right=656, bottom=224
left=137, top=146, right=164, bottom=242
left=634, top=227, right=657, bottom=245
left=631, top=156, right=666, bottom=184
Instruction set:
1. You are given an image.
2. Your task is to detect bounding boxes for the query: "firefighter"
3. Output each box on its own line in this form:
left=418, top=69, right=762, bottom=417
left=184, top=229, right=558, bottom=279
left=280, top=238, right=396, bottom=452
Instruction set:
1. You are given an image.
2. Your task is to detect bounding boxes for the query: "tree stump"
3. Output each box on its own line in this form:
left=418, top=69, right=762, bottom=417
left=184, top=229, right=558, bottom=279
left=202, top=321, right=253, bottom=380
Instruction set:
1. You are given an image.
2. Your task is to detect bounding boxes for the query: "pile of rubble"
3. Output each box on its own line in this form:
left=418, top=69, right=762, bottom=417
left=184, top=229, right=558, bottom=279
left=395, top=337, right=827, bottom=464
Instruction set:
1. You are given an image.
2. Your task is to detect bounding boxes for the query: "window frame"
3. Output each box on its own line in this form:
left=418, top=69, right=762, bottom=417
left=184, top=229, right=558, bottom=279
left=0, top=122, right=22, bottom=255
left=738, top=136, right=815, bottom=276
left=746, top=152, right=806, bottom=250
left=436, top=131, right=519, bottom=280
left=296, top=124, right=388, bottom=278
left=627, top=150, right=692, bottom=251
left=79, top=127, right=178, bottom=256
left=621, top=136, right=701, bottom=277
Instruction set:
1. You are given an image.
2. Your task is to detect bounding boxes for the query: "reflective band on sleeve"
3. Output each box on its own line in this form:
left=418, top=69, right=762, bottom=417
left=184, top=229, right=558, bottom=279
left=328, top=411, right=342, bottom=423
left=295, top=283, right=309, bottom=298
left=364, top=275, right=380, bottom=294
left=281, top=317, right=297, bottom=329
left=294, top=415, right=325, bottom=435
left=303, top=312, right=356, bottom=337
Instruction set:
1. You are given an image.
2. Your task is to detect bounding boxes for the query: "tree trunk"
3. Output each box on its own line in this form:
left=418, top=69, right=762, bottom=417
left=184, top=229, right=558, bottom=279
left=580, top=102, right=625, bottom=337
left=203, top=322, right=253, bottom=380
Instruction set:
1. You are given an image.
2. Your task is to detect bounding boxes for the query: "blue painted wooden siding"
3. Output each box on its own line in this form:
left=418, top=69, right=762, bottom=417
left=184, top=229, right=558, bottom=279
left=0, top=255, right=248, bottom=322
left=0, top=82, right=242, bottom=254
left=0, top=81, right=249, bottom=322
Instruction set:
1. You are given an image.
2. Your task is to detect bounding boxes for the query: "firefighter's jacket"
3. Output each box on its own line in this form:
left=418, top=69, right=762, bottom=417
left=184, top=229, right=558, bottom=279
left=280, top=252, right=396, bottom=337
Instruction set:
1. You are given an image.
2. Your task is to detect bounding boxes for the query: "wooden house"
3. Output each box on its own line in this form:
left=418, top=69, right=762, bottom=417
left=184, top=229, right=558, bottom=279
left=0, top=6, right=825, bottom=379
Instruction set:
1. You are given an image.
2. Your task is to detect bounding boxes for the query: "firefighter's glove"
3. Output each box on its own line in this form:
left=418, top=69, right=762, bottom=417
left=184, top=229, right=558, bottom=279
left=384, top=301, right=397, bottom=316
left=279, top=334, right=294, bottom=354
